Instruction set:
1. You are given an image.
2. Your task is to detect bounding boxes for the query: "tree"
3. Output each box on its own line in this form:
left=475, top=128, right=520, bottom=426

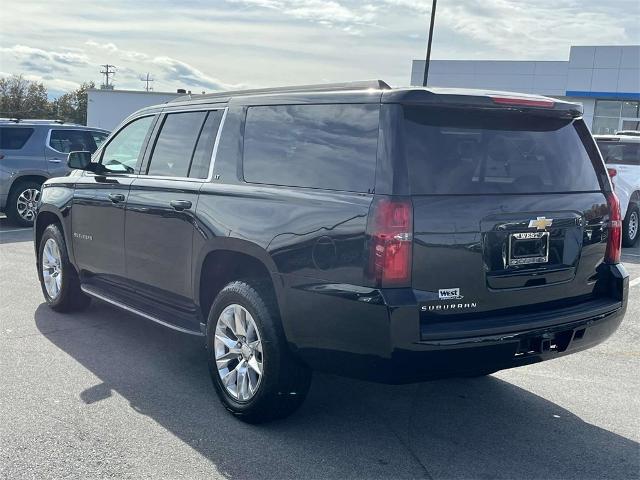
left=51, top=81, right=95, bottom=125
left=0, top=75, right=49, bottom=119
left=0, top=76, right=95, bottom=124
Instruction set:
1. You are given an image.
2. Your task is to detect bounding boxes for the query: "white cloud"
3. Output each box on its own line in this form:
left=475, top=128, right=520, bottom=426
left=0, top=0, right=637, bottom=96
left=225, top=0, right=378, bottom=32
left=0, top=44, right=90, bottom=74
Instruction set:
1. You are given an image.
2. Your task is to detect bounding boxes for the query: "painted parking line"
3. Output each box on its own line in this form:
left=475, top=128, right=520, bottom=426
left=630, top=277, right=640, bottom=288
left=623, top=253, right=640, bottom=258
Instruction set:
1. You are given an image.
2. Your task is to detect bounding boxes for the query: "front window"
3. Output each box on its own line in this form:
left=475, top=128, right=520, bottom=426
left=91, top=131, right=109, bottom=148
left=100, top=116, right=154, bottom=173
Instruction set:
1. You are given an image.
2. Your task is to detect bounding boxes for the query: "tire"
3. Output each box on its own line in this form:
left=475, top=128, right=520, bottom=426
left=6, top=180, right=42, bottom=227
left=206, top=280, right=311, bottom=423
left=622, top=204, right=639, bottom=248
left=38, top=223, right=91, bottom=312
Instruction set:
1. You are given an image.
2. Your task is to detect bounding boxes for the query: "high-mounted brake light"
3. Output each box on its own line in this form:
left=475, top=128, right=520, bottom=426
left=366, top=197, right=413, bottom=287
left=605, top=192, right=622, bottom=264
left=491, top=96, right=555, bottom=108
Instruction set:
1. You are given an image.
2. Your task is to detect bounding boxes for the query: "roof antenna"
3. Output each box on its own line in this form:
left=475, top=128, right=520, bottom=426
left=422, top=0, right=437, bottom=87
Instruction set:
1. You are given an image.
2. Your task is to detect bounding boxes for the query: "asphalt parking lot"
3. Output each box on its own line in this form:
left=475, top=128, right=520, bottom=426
left=0, top=218, right=638, bottom=480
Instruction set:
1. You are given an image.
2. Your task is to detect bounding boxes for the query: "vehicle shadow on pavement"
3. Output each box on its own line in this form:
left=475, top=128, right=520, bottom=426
left=35, top=302, right=639, bottom=480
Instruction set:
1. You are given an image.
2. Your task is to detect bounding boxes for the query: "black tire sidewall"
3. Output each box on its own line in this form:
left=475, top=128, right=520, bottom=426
left=7, top=180, right=42, bottom=227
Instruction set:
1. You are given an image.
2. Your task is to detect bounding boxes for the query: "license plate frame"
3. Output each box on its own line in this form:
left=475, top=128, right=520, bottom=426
left=508, top=231, right=550, bottom=266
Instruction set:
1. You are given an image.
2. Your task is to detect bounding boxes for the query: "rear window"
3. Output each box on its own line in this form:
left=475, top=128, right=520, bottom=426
left=403, top=107, right=601, bottom=194
left=596, top=140, right=640, bottom=166
left=0, top=127, right=34, bottom=149
left=243, top=104, right=379, bottom=192
left=147, top=111, right=207, bottom=177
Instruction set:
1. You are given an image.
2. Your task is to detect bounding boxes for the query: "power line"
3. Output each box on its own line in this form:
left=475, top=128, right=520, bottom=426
left=100, top=64, right=116, bottom=90
left=140, top=73, right=154, bottom=92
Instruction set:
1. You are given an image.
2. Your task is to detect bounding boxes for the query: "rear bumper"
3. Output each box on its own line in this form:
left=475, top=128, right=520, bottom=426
left=285, top=264, right=629, bottom=383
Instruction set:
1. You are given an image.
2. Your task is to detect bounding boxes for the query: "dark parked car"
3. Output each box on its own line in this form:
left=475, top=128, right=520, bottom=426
left=35, top=81, right=629, bottom=422
left=0, top=119, right=109, bottom=226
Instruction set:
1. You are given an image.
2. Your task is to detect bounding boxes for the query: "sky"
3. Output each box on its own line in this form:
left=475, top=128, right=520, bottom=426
left=1, top=0, right=639, bottom=97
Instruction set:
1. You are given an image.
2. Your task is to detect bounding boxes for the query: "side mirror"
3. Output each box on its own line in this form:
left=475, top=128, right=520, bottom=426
left=67, top=151, right=92, bottom=170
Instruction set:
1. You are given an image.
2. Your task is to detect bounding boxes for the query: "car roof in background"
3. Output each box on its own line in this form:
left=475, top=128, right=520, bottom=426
left=594, top=134, right=640, bottom=143
left=0, top=120, right=109, bottom=132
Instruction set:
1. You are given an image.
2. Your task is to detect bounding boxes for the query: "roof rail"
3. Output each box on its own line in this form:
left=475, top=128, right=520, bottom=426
left=0, top=118, right=78, bottom=125
left=169, top=79, right=391, bottom=103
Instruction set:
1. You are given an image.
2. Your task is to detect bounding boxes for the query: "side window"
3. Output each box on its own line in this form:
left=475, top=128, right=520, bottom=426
left=0, top=127, right=34, bottom=149
left=146, top=111, right=207, bottom=177
left=189, top=110, right=224, bottom=179
left=242, top=104, right=379, bottom=192
left=49, top=130, right=96, bottom=153
left=100, top=116, right=154, bottom=173
left=91, top=131, right=109, bottom=149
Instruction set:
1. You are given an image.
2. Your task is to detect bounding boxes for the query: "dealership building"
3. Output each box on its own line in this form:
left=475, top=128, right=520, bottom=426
left=411, top=45, right=640, bottom=134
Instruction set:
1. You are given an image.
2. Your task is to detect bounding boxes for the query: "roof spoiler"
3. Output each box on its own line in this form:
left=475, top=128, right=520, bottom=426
left=384, top=88, right=583, bottom=118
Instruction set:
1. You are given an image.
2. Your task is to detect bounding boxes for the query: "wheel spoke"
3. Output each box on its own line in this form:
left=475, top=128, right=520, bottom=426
left=247, top=355, right=262, bottom=375
left=221, top=365, right=238, bottom=387
left=234, top=305, right=247, bottom=337
left=248, top=339, right=262, bottom=354
left=215, top=332, right=240, bottom=352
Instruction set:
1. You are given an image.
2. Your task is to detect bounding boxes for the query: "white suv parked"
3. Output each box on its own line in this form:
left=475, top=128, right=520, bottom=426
left=595, top=135, right=640, bottom=246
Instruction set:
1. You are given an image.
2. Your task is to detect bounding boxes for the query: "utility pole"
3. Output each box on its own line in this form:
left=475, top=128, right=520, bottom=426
left=100, top=64, right=116, bottom=90
left=140, top=73, right=154, bottom=92
left=422, top=0, right=438, bottom=87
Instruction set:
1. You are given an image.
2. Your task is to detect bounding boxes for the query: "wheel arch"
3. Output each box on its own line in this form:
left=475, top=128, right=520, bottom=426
left=9, top=174, right=49, bottom=195
left=195, top=238, right=285, bottom=326
left=34, top=204, right=76, bottom=268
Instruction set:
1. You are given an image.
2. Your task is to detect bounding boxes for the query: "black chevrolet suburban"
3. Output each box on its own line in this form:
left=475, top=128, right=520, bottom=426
left=35, top=80, right=629, bottom=422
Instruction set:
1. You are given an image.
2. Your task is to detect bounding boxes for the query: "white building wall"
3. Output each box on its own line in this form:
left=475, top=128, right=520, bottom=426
left=87, top=89, right=183, bottom=131
left=410, top=46, right=639, bottom=132
left=411, top=60, right=568, bottom=96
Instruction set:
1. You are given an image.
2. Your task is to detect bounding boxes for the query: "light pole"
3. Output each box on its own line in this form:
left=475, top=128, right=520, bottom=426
left=422, top=0, right=438, bottom=87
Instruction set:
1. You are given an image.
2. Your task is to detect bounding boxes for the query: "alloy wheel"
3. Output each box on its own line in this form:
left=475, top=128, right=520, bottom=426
left=214, top=304, right=263, bottom=401
left=42, top=238, right=63, bottom=299
left=16, top=188, right=40, bottom=222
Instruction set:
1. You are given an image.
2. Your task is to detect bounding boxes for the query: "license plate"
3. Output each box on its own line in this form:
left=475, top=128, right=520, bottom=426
left=508, top=231, right=549, bottom=266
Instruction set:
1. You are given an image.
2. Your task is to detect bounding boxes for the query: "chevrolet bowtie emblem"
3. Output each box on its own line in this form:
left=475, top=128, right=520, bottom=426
left=528, top=216, right=553, bottom=231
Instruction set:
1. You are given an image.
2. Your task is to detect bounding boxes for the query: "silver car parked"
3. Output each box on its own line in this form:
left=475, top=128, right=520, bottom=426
left=0, top=120, right=109, bottom=226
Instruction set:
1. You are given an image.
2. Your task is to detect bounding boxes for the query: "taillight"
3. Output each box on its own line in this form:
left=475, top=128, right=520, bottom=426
left=366, top=197, right=412, bottom=287
left=605, top=192, right=622, bottom=264
left=607, top=168, right=617, bottom=188
left=490, top=96, right=555, bottom=108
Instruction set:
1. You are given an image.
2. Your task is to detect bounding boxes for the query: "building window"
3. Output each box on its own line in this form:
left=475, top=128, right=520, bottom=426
left=593, top=100, right=640, bottom=134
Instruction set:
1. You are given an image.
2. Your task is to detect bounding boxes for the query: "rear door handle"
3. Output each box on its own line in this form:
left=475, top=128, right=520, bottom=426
left=108, top=193, right=125, bottom=203
left=170, top=199, right=192, bottom=211
left=48, top=159, right=62, bottom=163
